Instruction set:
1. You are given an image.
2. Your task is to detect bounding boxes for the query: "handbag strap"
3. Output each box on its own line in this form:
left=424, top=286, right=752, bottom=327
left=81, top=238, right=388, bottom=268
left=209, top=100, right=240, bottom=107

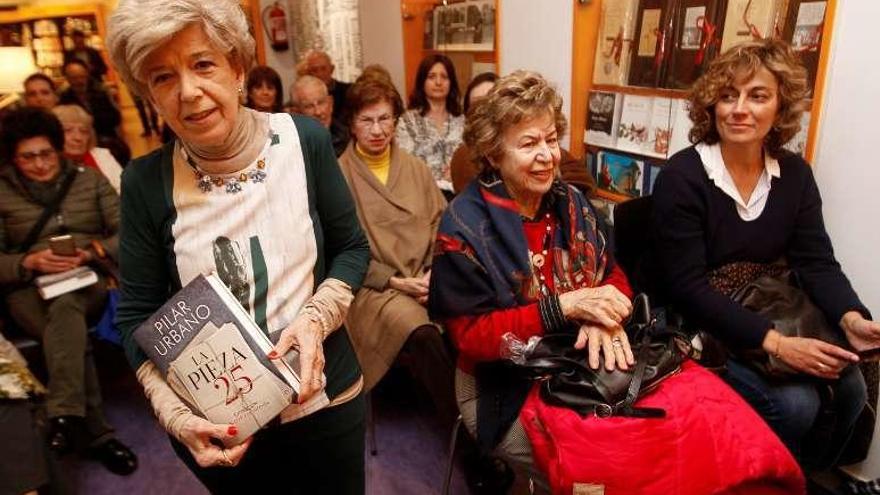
left=616, top=325, right=667, bottom=419
left=17, top=169, right=78, bottom=254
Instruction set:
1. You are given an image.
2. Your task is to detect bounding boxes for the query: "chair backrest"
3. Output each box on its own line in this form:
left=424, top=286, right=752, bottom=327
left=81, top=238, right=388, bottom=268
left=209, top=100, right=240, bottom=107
left=612, top=196, right=664, bottom=303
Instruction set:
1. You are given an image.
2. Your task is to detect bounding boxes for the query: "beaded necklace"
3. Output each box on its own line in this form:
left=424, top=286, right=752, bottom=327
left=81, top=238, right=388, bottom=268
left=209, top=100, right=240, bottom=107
left=527, top=212, right=555, bottom=298
left=179, top=129, right=275, bottom=194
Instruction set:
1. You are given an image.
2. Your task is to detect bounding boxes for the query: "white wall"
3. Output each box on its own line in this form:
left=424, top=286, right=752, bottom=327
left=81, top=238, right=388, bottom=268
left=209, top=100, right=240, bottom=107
left=498, top=0, right=574, bottom=147
left=814, top=0, right=880, bottom=480
left=259, top=0, right=298, bottom=97
left=358, top=0, right=406, bottom=95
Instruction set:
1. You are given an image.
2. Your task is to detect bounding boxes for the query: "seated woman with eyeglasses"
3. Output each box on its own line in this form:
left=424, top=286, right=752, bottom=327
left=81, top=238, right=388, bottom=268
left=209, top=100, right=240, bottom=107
left=0, top=107, right=137, bottom=476
left=336, top=77, right=455, bottom=418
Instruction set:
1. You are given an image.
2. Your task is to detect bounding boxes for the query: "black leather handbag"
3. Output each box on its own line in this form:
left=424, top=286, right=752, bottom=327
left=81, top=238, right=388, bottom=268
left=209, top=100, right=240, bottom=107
left=732, top=270, right=851, bottom=378
left=519, top=294, right=687, bottom=418
left=708, top=262, right=852, bottom=379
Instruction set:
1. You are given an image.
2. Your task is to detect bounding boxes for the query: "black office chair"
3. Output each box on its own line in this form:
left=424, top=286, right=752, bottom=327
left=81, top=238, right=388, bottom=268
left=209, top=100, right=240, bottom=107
left=612, top=196, right=664, bottom=304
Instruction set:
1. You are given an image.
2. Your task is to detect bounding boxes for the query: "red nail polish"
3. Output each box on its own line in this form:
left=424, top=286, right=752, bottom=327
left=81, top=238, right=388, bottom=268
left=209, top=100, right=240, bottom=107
left=267, top=351, right=278, bottom=359
left=228, top=425, right=238, bottom=436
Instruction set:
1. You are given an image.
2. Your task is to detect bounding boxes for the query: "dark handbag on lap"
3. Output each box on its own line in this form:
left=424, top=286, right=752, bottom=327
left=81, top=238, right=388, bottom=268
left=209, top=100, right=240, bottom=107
left=519, top=294, right=687, bottom=418
left=708, top=262, right=852, bottom=379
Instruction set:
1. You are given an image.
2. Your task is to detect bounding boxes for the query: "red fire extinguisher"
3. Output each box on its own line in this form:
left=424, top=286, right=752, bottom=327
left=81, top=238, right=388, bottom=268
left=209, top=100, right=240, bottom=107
left=262, top=2, right=290, bottom=51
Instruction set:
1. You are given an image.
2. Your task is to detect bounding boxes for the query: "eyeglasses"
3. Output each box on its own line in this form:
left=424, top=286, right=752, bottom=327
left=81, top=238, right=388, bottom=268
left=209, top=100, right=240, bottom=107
left=355, top=114, right=395, bottom=130
left=16, top=148, right=57, bottom=164
left=298, top=96, right=330, bottom=113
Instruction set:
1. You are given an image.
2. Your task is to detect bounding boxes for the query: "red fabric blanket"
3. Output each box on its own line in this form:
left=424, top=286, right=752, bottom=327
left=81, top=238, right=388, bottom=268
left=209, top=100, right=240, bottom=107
left=520, top=360, right=805, bottom=495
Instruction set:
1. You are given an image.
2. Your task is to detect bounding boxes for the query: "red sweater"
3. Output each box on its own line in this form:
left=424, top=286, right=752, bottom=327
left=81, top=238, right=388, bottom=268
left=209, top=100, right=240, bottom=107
left=446, top=216, right=633, bottom=373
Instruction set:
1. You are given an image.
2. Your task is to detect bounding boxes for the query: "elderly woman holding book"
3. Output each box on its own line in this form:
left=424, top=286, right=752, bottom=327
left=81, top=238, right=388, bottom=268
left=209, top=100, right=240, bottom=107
left=107, top=0, right=370, bottom=492
left=0, top=107, right=136, bottom=475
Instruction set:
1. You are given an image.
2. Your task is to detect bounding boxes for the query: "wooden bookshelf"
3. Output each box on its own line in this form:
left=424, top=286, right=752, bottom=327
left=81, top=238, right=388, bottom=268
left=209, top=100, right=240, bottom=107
left=570, top=0, right=838, bottom=166
left=591, top=84, right=688, bottom=100
left=596, top=189, right=635, bottom=203
left=571, top=0, right=837, bottom=208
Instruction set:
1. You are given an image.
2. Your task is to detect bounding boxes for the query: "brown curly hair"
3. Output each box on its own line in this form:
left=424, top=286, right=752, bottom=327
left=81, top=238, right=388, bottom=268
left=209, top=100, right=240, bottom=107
left=464, top=70, right=567, bottom=171
left=687, top=39, right=809, bottom=158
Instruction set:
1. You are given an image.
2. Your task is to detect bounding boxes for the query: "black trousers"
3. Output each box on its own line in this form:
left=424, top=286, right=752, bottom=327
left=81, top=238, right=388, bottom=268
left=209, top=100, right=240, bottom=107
left=172, top=393, right=366, bottom=494
left=399, top=325, right=459, bottom=427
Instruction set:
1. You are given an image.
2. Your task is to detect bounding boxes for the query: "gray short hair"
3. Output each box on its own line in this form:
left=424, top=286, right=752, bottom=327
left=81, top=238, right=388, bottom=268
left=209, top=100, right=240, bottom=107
left=290, top=75, right=328, bottom=104
left=106, top=0, right=255, bottom=97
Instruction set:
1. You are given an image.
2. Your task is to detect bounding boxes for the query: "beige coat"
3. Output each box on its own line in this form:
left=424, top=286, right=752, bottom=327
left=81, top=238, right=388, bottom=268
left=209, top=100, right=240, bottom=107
left=337, top=144, right=446, bottom=390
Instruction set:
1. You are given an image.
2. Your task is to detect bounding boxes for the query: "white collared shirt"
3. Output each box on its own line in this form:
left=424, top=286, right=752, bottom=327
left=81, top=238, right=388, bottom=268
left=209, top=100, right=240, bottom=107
left=695, top=142, right=780, bottom=221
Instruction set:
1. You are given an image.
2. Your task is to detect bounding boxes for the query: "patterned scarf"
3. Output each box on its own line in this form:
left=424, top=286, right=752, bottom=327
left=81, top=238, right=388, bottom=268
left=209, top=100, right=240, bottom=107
left=430, top=171, right=609, bottom=319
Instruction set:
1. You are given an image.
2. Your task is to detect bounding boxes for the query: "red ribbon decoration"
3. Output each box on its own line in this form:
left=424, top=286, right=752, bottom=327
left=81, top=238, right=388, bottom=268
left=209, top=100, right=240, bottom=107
left=742, top=0, right=764, bottom=39
left=653, top=27, right=667, bottom=70
left=603, top=26, right=625, bottom=66
left=695, top=15, right=718, bottom=65
left=794, top=19, right=824, bottom=52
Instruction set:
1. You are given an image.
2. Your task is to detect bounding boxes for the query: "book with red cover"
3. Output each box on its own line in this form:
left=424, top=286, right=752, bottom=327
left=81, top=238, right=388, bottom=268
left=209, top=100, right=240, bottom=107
left=627, top=0, right=675, bottom=88
left=663, top=0, right=723, bottom=89
left=781, top=0, right=827, bottom=88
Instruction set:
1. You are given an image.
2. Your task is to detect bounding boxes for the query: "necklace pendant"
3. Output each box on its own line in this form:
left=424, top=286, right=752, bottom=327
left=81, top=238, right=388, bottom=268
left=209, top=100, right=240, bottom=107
left=540, top=284, right=550, bottom=298
left=249, top=169, right=267, bottom=183
left=225, top=178, right=242, bottom=194
left=198, top=175, right=213, bottom=193
left=531, top=253, right=545, bottom=268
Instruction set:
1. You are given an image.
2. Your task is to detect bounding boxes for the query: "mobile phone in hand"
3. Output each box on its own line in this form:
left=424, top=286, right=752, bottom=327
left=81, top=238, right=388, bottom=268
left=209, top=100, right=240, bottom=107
left=48, top=235, right=77, bottom=257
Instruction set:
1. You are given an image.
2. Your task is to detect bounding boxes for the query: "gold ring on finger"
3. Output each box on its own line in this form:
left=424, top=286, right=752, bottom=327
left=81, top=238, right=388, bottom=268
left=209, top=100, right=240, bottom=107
left=221, top=449, right=232, bottom=466
left=817, top=362, right=827, bottom=370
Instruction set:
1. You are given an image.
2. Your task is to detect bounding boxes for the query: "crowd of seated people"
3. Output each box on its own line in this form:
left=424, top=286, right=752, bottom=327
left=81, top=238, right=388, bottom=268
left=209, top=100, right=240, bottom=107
left=1, top=1, right=879, bottom=493
left=0, top=107, right=137, bottom=495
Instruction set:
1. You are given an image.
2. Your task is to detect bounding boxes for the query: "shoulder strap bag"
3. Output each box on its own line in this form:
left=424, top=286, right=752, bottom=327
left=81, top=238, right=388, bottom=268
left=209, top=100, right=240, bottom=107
left=16, top=169, right=79, bottom=254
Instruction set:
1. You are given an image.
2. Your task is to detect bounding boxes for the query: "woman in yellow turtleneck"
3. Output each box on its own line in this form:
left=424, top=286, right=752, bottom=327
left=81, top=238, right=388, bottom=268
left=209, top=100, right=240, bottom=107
left=335, top=77, right=459, bottom=425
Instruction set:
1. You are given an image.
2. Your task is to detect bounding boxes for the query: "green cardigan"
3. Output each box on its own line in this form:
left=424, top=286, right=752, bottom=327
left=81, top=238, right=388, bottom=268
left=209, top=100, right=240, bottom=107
left=115, top=115, right=370, bottom=400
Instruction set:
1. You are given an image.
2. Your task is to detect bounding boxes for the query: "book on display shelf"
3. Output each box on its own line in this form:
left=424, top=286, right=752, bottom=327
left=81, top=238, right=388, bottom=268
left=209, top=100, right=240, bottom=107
left=781, top=0, right=827, bottom=87
left=667, top=97, right=693, bottom=157
left=615, top=94, right=653, bottom=156
left=616, top=94, right=672, bottom=159
left=717, top=0, right=781, bottom=54
left=783, top=111, right=811, bottom=157
left=663, top=0, right=723, bottom=89
left=647, top=96, right=673, bottom=158
left=585, top=90, right=624, bottom=148
left=628, top=0, right=674, bottom=87
left=644, top=162, right=664, bottom=195
left=596, top=151, right=646, bottom=200
left=592, top=0, right=639, bottom=86
left=133, top=273, right=301, bottom=445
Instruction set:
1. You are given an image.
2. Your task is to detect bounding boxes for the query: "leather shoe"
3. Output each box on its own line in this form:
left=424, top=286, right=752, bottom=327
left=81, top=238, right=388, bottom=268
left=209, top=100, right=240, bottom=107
left=465, top=455, right=515, bottom=494
left=89, top=439, right=138, bottom=476
left=48, top=416, right=86, bottom=455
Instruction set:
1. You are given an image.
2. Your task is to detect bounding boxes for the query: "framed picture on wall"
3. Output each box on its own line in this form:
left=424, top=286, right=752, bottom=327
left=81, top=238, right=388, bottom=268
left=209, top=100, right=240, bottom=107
left=434, top=0, right=495, bottom=52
